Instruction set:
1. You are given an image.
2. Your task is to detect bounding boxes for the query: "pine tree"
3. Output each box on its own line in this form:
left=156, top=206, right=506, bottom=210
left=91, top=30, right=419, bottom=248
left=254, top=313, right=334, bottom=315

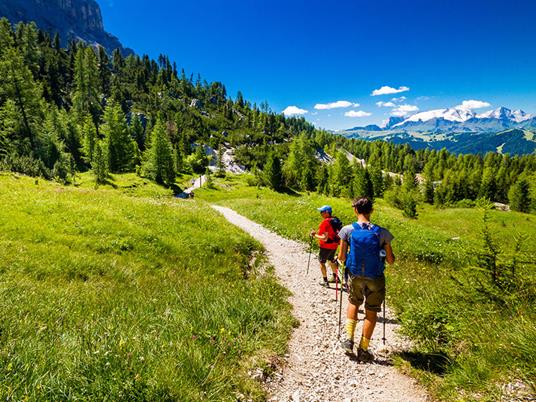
left=352, top=166, right=374, bottom=199
left=215, top=144, right=226, bottom=178
left=508, top=177, right=531, bottom=213
left=81, top=114, right=97, bottom=163
left=142, top=118, right=175, bottom=186
left=283, top=136, right=303, bottom=188
left=205, top=167, right=215, bottom=189
left=316, top=164, right=329, bottom=195
left=368, top=166, right=384, bottom=198
left=0, top=46, right=43, bottom=154
left=423, top=178, right=435, bottom=204
left=402, top=171, right=417, bottom=192
left=130, top=113, right=146, bottom=150
left=72, top=47, right=101, bottom=124
left=92, top=140, right=108, bottom=185
left=402, top=191, right=418, bottom=219
left=102, top=101, right=136, bottom=173
left=330, top=151, right=351, bottom=196
left=479, top=166, right=496, bottom=201
left=264, top=152, right=283, bottom=191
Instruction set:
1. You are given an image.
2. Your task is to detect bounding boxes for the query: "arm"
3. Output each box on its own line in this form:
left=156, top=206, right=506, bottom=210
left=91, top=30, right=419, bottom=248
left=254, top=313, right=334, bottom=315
left=310, top=229, right=328, bottom=242
left=384, top=243, right=395, bottom=264
left=338, top=240, right=348, bottom=263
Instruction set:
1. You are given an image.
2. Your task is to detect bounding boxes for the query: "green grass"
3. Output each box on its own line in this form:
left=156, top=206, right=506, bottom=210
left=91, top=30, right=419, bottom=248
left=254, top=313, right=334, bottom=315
left=196, top=174, right=536, bottom=401
left=0, top=173, right=294, bottom=401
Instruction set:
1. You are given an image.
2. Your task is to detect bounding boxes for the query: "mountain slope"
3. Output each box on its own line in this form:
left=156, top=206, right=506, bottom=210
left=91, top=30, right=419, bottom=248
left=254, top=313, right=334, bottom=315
left=0, top=0, right=131, bottom=54
left=342, top=107, right=536, bottom=155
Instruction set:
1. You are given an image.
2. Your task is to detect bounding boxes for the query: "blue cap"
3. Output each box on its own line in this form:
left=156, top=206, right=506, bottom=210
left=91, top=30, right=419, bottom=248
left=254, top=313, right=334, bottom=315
left=317, top=205, right=332, bottom=214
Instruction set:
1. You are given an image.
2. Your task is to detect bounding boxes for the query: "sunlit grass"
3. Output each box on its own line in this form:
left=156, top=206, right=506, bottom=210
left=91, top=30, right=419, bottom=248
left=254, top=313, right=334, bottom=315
left=0, top=172, right=294, bottom=401
left=196, top=174, right=536, bottom=400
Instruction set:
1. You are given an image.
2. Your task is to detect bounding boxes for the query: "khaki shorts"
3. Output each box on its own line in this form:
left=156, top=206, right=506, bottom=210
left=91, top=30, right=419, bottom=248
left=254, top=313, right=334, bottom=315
left=348, top=275, right=385, bottom=312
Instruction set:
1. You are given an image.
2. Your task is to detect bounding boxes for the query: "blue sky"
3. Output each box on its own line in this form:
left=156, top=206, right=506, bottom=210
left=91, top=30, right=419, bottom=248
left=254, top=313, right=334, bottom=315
left=98, top=0, right=536, bottom=130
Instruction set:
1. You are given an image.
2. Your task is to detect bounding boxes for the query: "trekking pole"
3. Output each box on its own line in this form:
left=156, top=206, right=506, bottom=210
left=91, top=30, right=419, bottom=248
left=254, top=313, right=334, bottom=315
left=334, top=258, right=339, bottom=301
left=306, top=236, right=313, bottom=276
left=338, top=262, right=345, bottom=339
left=382, top=299, right=386, bottom=345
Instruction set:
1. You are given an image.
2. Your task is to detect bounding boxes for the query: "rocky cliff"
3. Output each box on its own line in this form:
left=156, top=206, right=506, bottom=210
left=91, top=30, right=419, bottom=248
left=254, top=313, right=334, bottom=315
left=0, top=0, right=132, bottom=54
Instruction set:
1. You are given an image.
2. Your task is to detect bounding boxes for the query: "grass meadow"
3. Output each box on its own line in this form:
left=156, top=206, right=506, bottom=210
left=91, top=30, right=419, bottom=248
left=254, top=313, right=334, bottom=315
left=0, top=173, right=294, bottom=401
left=196, top=174, right=536, bottom=401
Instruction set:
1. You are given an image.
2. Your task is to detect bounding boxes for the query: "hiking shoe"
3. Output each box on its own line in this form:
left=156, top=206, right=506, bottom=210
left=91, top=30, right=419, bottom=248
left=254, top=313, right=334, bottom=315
left=329, top=276, right=339, bottom=283
left=320, top=280, right=330, bottom=288
left=341, top=339, right=354, bottom=355
left=357, top=348, right=374, bottom=363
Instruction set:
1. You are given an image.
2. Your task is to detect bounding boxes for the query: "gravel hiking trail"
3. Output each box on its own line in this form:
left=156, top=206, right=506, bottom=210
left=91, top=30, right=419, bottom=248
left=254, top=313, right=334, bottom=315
left=212, top=205, right=429, bottom=402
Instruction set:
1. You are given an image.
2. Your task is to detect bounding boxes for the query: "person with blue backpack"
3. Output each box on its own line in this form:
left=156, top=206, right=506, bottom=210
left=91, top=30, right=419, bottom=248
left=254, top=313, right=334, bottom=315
left=337, top=197, right=395, bottom=362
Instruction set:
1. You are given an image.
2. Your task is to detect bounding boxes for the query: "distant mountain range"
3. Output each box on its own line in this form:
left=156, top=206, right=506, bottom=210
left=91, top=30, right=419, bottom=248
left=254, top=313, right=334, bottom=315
left=0, top=0, right=132, bottom=55
left=342, top=107, right=536, bottom=155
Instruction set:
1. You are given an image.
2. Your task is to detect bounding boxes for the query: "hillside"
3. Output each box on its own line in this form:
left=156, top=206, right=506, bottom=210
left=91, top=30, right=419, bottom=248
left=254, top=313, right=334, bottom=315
left=0, top=173, right=293, bottom=400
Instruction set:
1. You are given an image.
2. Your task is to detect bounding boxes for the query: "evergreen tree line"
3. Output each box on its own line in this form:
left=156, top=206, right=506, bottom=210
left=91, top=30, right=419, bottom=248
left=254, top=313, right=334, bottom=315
left=0, top=20, right=533, bottom=213
left=0, top=19, right=314, bottom=185
left=257, top=134, right=535, bottom=214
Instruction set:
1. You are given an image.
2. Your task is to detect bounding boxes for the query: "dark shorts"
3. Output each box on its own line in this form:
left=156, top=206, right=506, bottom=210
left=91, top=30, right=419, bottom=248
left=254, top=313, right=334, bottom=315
left=319, top=248, right=337, bottom=264
left=348, top=275, right=385, bottom=312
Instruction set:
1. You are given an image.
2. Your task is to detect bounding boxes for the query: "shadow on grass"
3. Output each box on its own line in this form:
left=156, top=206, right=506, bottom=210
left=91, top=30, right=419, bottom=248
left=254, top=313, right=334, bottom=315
left=396, top=351, right=451, bottom=375
left=170, top=183, right=185, bottom=196
left=278, top=187, right=301, bottom=197
left=378, top=316, right=398, bottom=325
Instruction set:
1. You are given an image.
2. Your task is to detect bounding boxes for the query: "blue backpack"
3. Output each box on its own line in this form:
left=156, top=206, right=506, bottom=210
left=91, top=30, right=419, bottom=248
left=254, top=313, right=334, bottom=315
left=347, top=222, right=384, bottom=278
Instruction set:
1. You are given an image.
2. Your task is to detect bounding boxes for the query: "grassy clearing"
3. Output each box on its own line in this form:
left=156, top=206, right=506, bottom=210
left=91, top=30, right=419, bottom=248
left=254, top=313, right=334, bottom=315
left=0, top=173, right=294, bottom=401
left=196, top=174, right=536, bottom=401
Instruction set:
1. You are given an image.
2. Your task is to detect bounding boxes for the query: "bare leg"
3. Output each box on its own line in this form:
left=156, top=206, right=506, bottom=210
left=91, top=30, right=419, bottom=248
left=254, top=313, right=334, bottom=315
left=329, top=261, right=339, bottom=277
left=319, top=262, right=327, bottom=278
left=362, top=309, right=377, bottom=340
left=347, top=301, right=358, bottom=321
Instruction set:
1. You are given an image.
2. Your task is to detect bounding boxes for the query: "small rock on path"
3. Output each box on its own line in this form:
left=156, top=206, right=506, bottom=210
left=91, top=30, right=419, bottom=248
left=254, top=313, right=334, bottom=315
left=212, top=205, right=429, bottom=402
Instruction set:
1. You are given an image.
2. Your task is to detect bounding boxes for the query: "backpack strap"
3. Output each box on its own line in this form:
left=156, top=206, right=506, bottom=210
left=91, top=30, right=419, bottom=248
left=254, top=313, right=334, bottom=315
left=352, top=222, right=374, bottom=231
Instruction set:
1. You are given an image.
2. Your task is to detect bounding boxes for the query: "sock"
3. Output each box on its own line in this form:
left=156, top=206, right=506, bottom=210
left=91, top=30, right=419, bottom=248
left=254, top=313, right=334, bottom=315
left=345, top=319, right=357, bottom=341
left=332, top=273, right=339, bottom=282
left=323, top=276, right=328, bottom=282
left=359, top=336, right=371, bottom=351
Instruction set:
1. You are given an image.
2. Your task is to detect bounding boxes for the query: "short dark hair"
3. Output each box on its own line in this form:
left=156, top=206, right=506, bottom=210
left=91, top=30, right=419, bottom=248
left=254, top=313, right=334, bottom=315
left=352, top=197, right=373, bottom=214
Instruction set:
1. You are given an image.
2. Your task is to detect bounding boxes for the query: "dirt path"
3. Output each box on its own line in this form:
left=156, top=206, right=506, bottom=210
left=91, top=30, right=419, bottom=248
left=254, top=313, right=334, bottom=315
left=212, top=205, right=429, bottom=402
left=176, top=175, right=207, bottom=198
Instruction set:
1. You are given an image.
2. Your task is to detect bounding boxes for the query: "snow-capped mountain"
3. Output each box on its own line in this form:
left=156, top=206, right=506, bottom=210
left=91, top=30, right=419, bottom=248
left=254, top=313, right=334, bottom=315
left=476, top=107, right=531, bottom=123
left=394, top=107, right=476, bottom=126
left=341, top=106, right=536, bottom=155
left=392, top=106, right=532, bottom=129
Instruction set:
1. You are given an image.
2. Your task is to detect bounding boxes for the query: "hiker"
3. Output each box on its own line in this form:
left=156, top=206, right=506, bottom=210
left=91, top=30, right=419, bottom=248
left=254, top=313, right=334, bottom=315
left=338, top=197, right=395, bottom=362
left=310, top=205, right=342, bottom=287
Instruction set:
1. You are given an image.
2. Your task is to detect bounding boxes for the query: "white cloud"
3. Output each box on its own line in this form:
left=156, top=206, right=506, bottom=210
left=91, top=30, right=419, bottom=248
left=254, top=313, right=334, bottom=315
left=282, top=106, right=308, bottom=116
left=345, top=110, right=372, bottom=118
left=456, top=100, right=491, bottom=110
left=371, top=85, right=410, bottom=96
left=391, top=104, right=419, bottom=117
left=376, top=101, right=396, bottom=108
left=391, top=96, right=407, bottom=103
left=314, top=100, right=359, bottom=110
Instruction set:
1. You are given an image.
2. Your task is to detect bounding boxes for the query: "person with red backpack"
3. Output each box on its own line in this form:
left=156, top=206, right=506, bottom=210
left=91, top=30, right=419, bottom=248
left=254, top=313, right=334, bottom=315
left=310, top=205, right=343, bottom=287
left=337, top=197, right=395, bottom=362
